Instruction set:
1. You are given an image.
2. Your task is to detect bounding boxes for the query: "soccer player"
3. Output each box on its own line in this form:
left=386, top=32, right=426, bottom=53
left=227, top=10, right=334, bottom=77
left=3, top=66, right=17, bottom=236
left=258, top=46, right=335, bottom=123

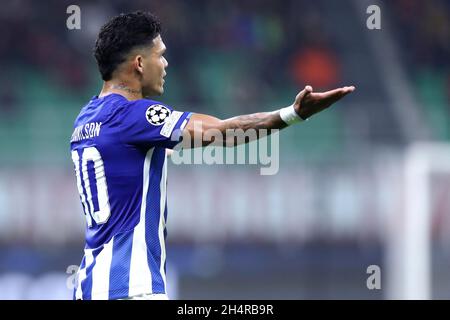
left=70, top=11, right=354, bottom=300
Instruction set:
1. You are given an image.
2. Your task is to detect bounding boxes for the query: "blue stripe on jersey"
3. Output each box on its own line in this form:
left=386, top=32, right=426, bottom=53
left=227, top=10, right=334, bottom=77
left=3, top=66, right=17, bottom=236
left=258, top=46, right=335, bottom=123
left=73, top=256, right=86, bottom=300
left=81, top=264, right=94, bottom=299
left=163, top=205, right=168, bottom=276
left=108, top=230, right=133, bottom=299
left=87, top=161, right=99, bottom=213
left=164, top=201, right=168, bottom=225
left=81, top=247, right=101, bottom=300
left=145, top=148, right=165, bottom=293
left=77, top=150, right=89, bottom=218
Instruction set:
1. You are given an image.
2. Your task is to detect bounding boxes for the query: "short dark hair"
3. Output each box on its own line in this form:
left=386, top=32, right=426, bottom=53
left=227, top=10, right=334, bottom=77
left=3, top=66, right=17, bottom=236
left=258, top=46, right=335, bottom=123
left=94, top=11, right=162, bottom=81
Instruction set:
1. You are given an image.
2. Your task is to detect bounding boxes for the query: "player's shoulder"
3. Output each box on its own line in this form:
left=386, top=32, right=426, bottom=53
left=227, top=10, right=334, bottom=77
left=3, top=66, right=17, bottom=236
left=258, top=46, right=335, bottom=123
left=122, top=98, right=174, bottom=123
left=126, top=98, right=173, bottom=112
left=74, top=94, right=127, bottom=125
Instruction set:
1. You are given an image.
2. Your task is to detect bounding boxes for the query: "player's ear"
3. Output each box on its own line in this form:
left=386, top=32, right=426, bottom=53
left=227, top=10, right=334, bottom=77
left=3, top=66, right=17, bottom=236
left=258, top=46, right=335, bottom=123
left=134, top=55, right=144, bottom=75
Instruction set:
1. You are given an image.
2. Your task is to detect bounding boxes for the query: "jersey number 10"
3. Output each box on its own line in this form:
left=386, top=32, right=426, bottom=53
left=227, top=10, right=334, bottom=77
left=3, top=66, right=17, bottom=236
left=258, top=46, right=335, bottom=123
left=71, top=147, right=111, bottom=227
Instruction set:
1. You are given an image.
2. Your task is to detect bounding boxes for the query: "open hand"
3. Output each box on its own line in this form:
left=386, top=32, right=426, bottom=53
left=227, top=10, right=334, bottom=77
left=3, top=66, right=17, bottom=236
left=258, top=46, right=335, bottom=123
left=293, top=85, right=355, bottom=120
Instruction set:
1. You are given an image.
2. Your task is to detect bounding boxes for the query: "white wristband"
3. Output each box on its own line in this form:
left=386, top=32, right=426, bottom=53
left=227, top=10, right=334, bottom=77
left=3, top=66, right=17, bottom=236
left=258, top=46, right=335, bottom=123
left=279, top=105, right=305, bottom=125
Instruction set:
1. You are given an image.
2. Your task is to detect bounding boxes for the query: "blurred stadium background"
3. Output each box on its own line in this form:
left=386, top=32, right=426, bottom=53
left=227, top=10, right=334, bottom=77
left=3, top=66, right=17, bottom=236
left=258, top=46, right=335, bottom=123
left=0, top=0, right=449, bottom=299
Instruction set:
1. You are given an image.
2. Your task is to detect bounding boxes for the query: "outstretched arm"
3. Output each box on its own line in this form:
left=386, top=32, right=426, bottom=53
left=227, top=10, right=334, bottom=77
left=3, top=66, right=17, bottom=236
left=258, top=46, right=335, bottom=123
left=181, top=85, right=355, bottom=147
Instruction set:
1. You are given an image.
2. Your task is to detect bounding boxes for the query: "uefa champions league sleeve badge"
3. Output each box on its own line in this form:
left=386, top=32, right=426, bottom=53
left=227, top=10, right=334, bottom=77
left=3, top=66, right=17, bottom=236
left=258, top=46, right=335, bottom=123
left=146, top=105, right=171, bottom=126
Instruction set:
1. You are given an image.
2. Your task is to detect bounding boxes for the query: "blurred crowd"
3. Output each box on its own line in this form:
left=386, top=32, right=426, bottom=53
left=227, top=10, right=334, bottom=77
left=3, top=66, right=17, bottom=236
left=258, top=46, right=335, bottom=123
left=389, top=0, right=449, bottom=74
left=0, top=0, right=341, bottom=118
left=0, top=0, right=448, bottom=151
left=388, top=0, right=450, bottom=139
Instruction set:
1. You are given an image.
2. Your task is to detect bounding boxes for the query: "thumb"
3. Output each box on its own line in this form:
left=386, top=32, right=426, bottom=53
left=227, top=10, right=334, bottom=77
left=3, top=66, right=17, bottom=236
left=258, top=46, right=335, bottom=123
left=295, top=85, right=313, bottom=104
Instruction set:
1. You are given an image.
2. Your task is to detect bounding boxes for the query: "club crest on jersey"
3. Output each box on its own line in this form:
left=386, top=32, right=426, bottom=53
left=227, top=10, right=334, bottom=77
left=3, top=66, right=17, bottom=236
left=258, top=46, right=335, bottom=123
left=145, top=104, right=171, bottom=126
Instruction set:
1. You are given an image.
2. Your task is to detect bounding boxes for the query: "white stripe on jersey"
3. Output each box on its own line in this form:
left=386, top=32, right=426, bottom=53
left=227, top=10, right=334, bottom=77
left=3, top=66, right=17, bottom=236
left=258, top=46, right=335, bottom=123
left=128, top=148, right=154, bottom=296
left=91, top=239, right=114, bottom=299
left=158, top=155, right=168, bottom=292
left=75, top=249, right=94, bottom=300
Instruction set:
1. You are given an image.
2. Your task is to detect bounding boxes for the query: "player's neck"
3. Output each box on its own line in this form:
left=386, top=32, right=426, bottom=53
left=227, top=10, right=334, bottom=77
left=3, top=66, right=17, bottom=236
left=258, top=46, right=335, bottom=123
left=99, top=80, right=143, bottom=101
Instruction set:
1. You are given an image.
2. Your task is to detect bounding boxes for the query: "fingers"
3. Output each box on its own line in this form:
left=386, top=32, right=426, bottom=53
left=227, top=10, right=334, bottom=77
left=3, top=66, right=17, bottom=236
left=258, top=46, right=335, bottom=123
left=323, top=85, right=356, bottom=99
left=297, top=85, right=355, bottom=107
left=341, top=86, right=355, bottom=94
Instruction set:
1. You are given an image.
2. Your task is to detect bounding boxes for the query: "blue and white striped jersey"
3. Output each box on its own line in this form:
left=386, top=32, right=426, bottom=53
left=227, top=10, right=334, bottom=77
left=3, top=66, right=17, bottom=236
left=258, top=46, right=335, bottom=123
left=70, top=93, right=191, bottom=300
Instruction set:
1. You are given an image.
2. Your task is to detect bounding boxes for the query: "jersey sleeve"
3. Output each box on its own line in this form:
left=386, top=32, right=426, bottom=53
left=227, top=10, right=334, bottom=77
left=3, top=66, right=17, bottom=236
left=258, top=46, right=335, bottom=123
left=118, top=99, right=192, bottom=149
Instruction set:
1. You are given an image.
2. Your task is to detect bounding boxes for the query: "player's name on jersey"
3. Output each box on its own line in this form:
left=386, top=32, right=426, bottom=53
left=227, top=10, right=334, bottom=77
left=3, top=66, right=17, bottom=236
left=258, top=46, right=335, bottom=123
left=71, top=122, right=102, bottom=142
